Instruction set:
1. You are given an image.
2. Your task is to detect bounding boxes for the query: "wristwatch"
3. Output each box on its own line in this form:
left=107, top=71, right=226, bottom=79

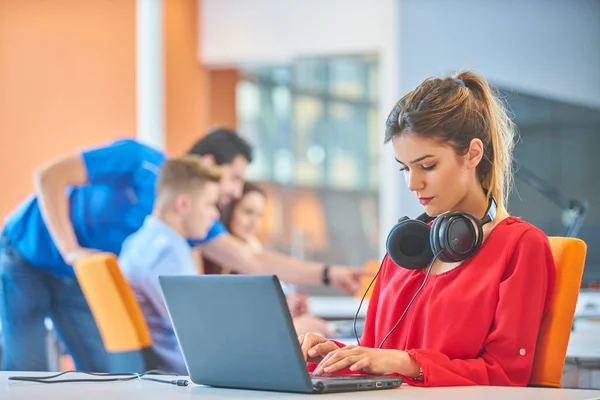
left=322, top=264, right=331, bottom=286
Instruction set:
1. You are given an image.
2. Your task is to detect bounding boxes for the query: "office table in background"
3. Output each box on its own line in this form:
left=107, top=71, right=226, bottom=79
left=308, top=296, right=367, bottom=320
left=564, top=330, right=600, bottom=389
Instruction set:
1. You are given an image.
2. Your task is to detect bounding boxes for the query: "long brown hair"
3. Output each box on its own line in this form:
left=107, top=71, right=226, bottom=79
left=219, top=182, right=265, bottom=235
left=384, top=71, right=516, bottom=213
left=203, top=182, right=266, bottom=275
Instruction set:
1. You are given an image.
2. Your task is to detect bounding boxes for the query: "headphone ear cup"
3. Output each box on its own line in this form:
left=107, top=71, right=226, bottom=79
left=430, top=215, right=451, bottom=262
left=386, top=219, right=433, bottom=270
left=452, top=214, right=484, bottom=259
left=432, top=213, right=482, bottom=263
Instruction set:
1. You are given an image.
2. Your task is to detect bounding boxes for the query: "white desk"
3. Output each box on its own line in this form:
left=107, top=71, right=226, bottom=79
left=575, top=292, right=600, bottom=319
left=567, top=331, right=600, bottom=367
left=308, top=296, right=368, bottom=319
left=311, top=292, right=600, bottom=321
left=564, top=330, right=600, bottom=389
left=2, top=372, right=600, bottom=400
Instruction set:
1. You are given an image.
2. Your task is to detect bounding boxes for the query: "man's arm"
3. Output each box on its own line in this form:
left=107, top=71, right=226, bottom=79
left=35, top=139, right=151, bottom=264
left=34, top=154, right=90, bottom=264
left=200, top=234, right=364, bottom=294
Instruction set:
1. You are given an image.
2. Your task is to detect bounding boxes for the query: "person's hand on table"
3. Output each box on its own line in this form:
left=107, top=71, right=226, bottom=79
left=287, top=290, right=309, bottom=317
left=293, top=314, right=336, bottom=337
left=329, top=266, right=367, bottom=295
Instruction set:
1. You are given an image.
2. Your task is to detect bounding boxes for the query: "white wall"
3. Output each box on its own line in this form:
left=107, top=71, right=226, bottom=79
left=399, top=0, right=600, bottom=109
left=201, top=0, right=395, bottom=66
left=387, top=0, right=600, bottom=241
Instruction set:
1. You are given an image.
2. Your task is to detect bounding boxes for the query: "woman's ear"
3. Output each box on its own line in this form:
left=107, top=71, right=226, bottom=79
left=465, top=138, right=484, bottom=169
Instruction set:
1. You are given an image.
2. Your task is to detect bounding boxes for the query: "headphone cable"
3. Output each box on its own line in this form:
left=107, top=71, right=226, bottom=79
left=353, top=257, right=386, bottom=346
left=377, top=253, right=438, bottom=349
left=352, top=251, right=441, bottom=348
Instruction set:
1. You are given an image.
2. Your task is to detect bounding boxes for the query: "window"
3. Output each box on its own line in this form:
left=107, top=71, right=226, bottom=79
left=236, top=55, right=381, bottom=272
left=237, top=55, right=379, bottom=191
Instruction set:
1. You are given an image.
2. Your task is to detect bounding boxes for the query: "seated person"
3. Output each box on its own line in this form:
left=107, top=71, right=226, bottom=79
left=120, top=156, right=221, bottom=374
left=203, top=182, right=335, bottom=337
left=299, top=71, right=557, bottom=387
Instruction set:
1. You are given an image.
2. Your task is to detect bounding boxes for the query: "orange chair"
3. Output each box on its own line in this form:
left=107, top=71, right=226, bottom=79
left=529, top=237, right=587, bottom=387
left=74, top=253, right=158, bottom=373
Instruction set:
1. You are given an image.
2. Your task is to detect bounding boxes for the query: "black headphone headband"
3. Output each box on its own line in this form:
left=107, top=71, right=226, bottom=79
left=416, top=194, right=497, bottom=226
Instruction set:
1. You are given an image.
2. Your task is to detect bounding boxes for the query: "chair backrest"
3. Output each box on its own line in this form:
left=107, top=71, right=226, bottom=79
left=529, top=237, right=587, bottom=387
left=74, top=253, right=158, bottom=373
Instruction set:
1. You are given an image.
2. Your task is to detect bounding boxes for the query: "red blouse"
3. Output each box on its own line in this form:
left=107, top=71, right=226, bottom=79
left=310, top=216, right=556, bottom=387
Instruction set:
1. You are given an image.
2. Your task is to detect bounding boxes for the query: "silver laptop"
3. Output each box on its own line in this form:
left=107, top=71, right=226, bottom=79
left=158, top=274, right=403, bottom=394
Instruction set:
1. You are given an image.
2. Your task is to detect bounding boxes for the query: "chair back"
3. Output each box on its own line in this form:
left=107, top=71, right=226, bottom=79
left=74, top=253, right=158, bottom=373
left=529, top=237, right=587, bottom=387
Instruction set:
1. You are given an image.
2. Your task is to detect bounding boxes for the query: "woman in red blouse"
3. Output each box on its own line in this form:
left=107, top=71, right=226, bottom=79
left=299, top=71, right=556, bottom=387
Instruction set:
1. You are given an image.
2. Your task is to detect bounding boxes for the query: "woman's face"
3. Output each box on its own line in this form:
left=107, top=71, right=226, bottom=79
left=392, top=133, right=482, bottom=217
left=229, top=191, right=266, bottom=240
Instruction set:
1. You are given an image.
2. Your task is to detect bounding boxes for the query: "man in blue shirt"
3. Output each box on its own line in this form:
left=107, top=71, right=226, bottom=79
left=0, top=128, right=362, bottom=372
left=120, top=156, right=221, bottom=374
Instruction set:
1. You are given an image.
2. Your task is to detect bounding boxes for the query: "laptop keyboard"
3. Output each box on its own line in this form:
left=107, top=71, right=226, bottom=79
left=311, top=374, right=368, bottom=381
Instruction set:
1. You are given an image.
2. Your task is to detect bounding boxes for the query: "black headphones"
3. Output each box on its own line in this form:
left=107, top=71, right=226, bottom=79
left=385, top=195, right=497, bottom=270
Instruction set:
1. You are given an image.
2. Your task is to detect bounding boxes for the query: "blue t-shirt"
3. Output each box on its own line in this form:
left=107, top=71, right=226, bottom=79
left=2, top=138, right=226, bottom=278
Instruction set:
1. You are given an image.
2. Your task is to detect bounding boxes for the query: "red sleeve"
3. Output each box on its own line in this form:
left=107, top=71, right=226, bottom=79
left=404, top=229, right=555, bottom=387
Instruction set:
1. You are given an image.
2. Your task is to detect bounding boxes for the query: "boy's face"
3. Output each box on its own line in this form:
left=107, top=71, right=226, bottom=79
left=182, top=181, right=221, bottom=239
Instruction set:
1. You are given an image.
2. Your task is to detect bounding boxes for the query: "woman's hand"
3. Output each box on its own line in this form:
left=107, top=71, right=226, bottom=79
left=298, top=333, right=340, bottom=363
left=312, top=346, right=420, bottom=377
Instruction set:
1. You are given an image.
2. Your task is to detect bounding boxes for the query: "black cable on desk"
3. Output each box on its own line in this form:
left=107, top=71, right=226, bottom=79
left=7, top=370, right=189, bottom=386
